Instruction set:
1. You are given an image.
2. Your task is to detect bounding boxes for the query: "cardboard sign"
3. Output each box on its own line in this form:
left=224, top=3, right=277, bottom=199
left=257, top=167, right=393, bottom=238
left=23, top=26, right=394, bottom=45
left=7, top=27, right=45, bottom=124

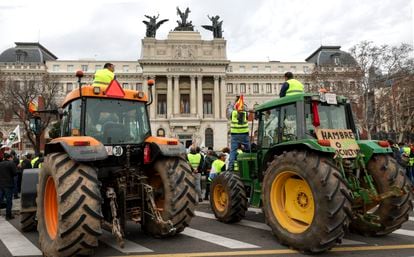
left=316, top=129, right=360, bottom=158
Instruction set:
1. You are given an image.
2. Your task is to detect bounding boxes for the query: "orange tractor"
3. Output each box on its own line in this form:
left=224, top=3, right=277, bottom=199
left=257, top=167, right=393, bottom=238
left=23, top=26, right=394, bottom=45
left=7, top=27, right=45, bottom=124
left=20, top=72, right=196, bottom=257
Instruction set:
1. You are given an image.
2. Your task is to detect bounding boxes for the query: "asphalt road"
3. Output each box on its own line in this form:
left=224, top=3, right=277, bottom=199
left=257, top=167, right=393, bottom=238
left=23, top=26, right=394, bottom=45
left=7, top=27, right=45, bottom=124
left=1, top=200, right=414, bottom=257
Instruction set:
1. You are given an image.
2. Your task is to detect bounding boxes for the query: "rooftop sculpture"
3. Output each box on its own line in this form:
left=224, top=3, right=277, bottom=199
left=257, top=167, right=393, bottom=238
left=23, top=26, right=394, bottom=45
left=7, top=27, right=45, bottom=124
left=202, top=15, right=223, bottom=38
left=142, top=14, right=168, bottom=38
left=174, top=7, right=194, bottom=31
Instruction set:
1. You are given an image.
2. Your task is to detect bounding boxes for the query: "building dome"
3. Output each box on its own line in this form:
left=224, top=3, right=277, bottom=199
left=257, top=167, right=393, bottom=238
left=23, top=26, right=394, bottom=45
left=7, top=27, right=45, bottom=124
left=305, top=46, right=357, bottom=66
left=0, top=42, right=57, bottom=63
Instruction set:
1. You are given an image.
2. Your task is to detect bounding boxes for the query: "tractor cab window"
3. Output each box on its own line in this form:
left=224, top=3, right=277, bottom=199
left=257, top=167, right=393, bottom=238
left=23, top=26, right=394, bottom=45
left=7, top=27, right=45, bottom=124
left=305, top=102, right=348, bottom=137
left=61, top=99, right=81, bottom=137
left=280, top=104, right=297, bottom=142
left=260, top=108, right=280, bottom=148
left=85, top=98, right=150, bottom=144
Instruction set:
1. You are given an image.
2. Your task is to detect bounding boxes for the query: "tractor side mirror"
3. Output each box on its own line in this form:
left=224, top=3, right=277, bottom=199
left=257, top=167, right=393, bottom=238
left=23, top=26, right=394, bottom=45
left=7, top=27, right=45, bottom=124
left=29, top=116, right=42, bottom=135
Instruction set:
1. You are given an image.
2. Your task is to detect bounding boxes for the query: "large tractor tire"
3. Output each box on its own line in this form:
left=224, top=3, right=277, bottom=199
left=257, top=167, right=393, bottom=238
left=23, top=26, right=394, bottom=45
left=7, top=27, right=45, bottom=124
left=143, top=157, right=196, bottom=237
left=210, top=171, right=248, bottom=223
left=20, top=212, right=37, bottom=232
left=37, top=153, right=103, bottom=257
left=350, top=154, right=413, bottom=236
left=262, top=151, right=352, bottom=253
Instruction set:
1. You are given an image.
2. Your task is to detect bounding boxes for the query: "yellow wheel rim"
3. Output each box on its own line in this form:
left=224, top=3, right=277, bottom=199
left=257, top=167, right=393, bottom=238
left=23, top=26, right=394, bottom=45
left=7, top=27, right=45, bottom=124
left=270, top=171, right=314, bottom=234
left=44, top=176, right=58, bottom=239
left=213, top=184, right=228, bottom=212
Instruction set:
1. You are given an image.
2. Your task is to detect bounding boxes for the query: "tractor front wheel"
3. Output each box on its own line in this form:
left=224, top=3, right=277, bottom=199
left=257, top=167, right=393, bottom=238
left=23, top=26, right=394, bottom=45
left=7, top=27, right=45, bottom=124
left=210, top=171, right=247, bottom=223
left=37, top=153, right=102, bottom=257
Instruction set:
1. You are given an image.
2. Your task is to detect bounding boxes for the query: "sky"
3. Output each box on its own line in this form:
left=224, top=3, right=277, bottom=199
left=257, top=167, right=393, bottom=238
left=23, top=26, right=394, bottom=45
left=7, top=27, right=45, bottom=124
left=0, top=0, right=412, bottom=62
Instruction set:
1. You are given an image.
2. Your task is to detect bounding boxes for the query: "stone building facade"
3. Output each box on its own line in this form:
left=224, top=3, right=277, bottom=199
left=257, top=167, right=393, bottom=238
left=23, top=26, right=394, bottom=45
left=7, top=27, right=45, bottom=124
left=1, top=35, right=358, bottom=152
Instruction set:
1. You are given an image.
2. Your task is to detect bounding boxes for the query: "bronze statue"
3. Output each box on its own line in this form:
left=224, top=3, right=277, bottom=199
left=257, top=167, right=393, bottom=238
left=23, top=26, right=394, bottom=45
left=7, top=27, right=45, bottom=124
left=142, top=14, right=168, bottom=38
left=202, top=15, right=223, bottom=38
left=174, top=7, right=194, bottom=31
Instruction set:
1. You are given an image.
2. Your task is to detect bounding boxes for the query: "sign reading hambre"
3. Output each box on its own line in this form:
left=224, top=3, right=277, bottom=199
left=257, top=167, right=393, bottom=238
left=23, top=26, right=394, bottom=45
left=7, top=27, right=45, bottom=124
left=316, top=129, right=360, bottom=158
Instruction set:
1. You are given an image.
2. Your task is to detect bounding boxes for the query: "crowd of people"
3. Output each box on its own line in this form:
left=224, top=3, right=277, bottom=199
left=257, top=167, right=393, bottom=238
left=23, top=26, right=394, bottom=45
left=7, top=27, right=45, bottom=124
left=389, top=140, right=414, bottom=186
left=0, top=150, right=43, bottom=220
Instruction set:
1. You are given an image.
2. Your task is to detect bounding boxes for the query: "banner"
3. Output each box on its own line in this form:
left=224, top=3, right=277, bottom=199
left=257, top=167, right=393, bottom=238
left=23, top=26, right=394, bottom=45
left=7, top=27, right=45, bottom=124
left=1, top=125, right=21, bottom=149
left=316, top=128, right=360, bottom=158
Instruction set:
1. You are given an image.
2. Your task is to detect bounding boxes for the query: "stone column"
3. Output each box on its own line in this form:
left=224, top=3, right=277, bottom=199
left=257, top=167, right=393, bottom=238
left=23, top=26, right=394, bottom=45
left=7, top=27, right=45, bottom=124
left=197, top=75, right=203, bottom=118
left=167, top=75, right=172, bottom=119
left=190, top=75, right=196, bottom=115
left=149, top=75, right=156, bottom=119
left=220, top=76, right=226, bottom=119
left=173, top=75, right=180, bottom=115
left=214, top=75, right=220, bottom=119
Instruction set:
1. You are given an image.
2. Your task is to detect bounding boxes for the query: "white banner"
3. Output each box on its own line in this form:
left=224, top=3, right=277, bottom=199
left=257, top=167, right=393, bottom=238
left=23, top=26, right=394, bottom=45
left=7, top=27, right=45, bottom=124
left=1, top=125, right=21, bottom=149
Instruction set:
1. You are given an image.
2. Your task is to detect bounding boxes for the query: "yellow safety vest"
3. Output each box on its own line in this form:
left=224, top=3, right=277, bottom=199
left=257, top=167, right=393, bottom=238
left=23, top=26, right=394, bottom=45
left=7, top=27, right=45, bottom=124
left=31, top=157, right=39, bottom=168
left=230, top=110, right=249, bottom=134
left=92, top=68, right=114, bottom=87
left=212, top=159, right=225, bottom=175
left=234, top=149, right=243, bottom=171
left=286, top=79, right=304, bottom=96
left=187, top=153, right=202, bottom=169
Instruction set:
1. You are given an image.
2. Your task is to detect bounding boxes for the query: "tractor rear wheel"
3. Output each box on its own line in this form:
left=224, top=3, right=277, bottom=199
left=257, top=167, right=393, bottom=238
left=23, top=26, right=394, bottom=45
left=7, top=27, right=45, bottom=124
left=210, top=171, right=247, bottom=223
left=262, top=151, right=352, bottom=253
left=350, top=154, right=413, bottom=236
left=143, top=157, right=196, bottom=237
left=20, top=212, right=37, bottom=232
left=37, top=153, right=102, bottom=257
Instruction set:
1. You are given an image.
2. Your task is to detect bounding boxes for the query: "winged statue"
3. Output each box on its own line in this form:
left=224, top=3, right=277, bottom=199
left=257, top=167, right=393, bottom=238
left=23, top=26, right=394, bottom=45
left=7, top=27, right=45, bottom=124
left=142, top=14, right=168, bottom=38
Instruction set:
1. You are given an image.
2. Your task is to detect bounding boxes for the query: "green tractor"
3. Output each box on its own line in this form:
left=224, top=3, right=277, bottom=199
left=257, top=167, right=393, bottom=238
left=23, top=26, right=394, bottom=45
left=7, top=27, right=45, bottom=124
left=210, top=92, right=413, bottom=253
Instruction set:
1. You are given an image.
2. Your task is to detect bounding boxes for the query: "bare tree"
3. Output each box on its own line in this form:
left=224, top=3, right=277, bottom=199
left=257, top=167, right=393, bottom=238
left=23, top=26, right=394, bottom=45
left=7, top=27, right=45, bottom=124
left=0, top=72, right=60, bottom=153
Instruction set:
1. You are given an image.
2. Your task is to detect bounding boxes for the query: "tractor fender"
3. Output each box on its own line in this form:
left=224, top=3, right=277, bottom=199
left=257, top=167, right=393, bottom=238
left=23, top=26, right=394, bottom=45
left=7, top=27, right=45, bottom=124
left=20, top=168, right=40, bottom=213
left=358, top=140, right=393, bottom=163
left=45, top=136, right=108, bottom=162
left=145, top=136, right=186, bottom=163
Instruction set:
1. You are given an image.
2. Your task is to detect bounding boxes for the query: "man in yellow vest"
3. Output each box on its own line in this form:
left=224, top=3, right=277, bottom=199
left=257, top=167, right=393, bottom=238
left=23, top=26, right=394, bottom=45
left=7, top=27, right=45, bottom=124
left=92, top=63, right=115, bottom=88
left=187, top=146, right=204, bottom=202
left=228, top=96, right=250, bottom=171
left=279, top=72, right=304, bottom=97
left=208, top=153, right=227, bottom=182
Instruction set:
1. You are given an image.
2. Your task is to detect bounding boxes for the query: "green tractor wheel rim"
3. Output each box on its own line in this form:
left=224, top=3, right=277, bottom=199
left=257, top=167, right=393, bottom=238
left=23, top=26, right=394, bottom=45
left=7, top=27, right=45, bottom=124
left=270, top=171, right=315, bottom=234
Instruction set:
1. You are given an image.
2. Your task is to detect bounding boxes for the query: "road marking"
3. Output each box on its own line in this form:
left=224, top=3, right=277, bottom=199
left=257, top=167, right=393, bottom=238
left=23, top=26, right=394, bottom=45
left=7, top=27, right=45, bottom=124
left=393, top=229, right=414, bottom=237
left=100, top=231, right=153, bottom=253
left=182, top=227, right=260, bottom=249
left=195, top=211, right=365, bottom=245
left=107, top=244, right=414, bottom=257
left=0, top=216, right=42, bottom=256
left=247, top=207, right=262, bottom=214
left=409, top=216, right=414, bottom=222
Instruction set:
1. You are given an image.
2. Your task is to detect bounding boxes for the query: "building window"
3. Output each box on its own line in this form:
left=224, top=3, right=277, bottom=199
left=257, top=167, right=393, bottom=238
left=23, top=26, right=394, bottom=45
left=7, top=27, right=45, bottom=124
left=227, top=66, right=233, bottom=72
left=136, top=65, right=142, bottom=72
left=53, top=65, right=60, bottom=72
left=67, top=83, right=73, bottom=92
left=252, top=66, right=258, bottom=72
left=290, top=66, right=296, bottom=72
left=266, top=83, right=272, bottom=93
left=334, top=56, right=341, bottom=65
left=81, top=65, right=88, bottom=72
left=180, top=94, right=190, bottom=114
left=278, top=66, right=284, bottom=73
left=253, top=83, right=259, bottom=93
left=205, top=128, right=214, bottom=148
left=239, top=66, right=245, bottom=72
left=157, top=94, right=166, bottom=115
left=265, top=66, right=271, bottom=72
left=157, top=128, right=165, bottom=137
left=136, top=83, right=142, bottom=91
left=122, top=83, right=128, bottom=89
left=67, top=65, right=74, bottom=72
left=95, top=65, right=102, bottom=71
left=303, top=66, right=309, bottom=73
left=227, top=83, right=233, bottom=93
left=203, top=94, right=213, bottom=115
left=123, top=65, right=129, bottom=72
left=240, top=83, right=246, bottom=93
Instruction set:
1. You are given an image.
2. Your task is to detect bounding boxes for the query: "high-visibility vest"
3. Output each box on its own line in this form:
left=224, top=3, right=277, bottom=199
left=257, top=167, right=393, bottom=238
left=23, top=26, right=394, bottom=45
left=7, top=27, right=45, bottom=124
left=92, top=68, right=114, bottom=87
left=286, top=79, right=304, bottom=96
left=208, top=159, right=226, bottom=181
left=31, top=157, right=39, bottom=168
left=234, top=149, right=243, bottom=171
left=230, top=110, right=249, bottom=134
left=187, top=153, right=202, bottom=169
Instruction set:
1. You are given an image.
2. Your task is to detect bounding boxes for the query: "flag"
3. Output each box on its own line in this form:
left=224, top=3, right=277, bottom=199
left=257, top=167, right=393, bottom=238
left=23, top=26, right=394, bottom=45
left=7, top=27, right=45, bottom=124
left=28, top=98, right=38, bottom=113
left=234, top=95, right=244, bottom=111
left=1, top=125, right=21, bottom=149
